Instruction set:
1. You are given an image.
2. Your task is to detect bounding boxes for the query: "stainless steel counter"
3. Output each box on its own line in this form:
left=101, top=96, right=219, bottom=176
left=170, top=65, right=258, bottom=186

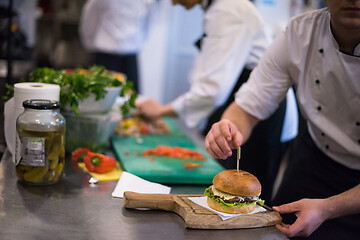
left=0, top=151, right=287, bottom=240
left=0, top=119, right=288, bottom=240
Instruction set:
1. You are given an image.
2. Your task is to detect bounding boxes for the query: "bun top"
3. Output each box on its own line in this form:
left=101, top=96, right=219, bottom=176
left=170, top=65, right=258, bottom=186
left=213, top=169, right=261, bottom=196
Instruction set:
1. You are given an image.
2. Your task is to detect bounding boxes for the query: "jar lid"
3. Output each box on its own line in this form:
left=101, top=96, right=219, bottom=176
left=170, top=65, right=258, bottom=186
left=23, top=99, right=61, bottom=109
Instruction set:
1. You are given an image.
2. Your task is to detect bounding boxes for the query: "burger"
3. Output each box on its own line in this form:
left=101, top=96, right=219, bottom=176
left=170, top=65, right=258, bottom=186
left=204, top=169, right=265, bottom=214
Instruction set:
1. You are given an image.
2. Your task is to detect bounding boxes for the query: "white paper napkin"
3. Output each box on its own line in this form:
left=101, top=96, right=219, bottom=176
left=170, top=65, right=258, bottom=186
left=111, top=172, right=171, bottom=198
left=188, top=196, right=266, bottom=221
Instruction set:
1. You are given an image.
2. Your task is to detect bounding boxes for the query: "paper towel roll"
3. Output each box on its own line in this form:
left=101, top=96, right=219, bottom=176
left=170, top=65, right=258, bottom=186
left=13, top=82, right=60, bottom=109
left=4, top=82, right=61, bottom=163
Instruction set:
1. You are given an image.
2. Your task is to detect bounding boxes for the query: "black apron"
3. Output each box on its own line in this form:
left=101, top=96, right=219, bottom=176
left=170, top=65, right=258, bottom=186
left=196, top=0, right=288, bottom=203
left=201, top=66, right=287, bottom=204
left=272, top=119, right=360, bottom=240
left=195, top=40, right=287, bottom=204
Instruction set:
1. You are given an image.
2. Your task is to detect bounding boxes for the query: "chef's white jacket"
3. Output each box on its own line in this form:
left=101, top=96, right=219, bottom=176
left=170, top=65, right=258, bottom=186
left=172, top=0, right=271, bottom=128
left=79, top=0, right=156, bottom=54
left=236, top=8, right=360, bottom=169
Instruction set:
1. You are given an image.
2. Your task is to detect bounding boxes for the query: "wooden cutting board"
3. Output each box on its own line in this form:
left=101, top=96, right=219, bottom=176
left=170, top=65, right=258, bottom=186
left=123, top=192, right=282, bottom=229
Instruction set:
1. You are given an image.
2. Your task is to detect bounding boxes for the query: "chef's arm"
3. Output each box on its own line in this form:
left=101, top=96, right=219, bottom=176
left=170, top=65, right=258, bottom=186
left=274, top=184, right=360, bottom=238
left=325, top=184, right=360, bottom=219
left=221, top=102, right=259, bottom=144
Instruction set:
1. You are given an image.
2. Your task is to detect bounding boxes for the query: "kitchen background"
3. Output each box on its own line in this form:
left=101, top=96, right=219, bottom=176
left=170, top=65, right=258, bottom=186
left=0, top=0, right=325, bottom=153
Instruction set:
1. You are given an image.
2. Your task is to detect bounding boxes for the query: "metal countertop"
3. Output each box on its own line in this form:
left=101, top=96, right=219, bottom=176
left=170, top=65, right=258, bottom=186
left=0, top=120, right=287, bottom=240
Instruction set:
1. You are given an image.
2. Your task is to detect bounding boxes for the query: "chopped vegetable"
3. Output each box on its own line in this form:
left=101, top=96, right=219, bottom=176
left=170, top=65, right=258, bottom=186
left=83, top=152, right=117, bottom=174
left=71, top=148, right=91, bottom=162
left=142, top=145, right=206, bottom=161
left=185, top=162, right=203, bottom=170
left=114, top=117, right=170, bottom=136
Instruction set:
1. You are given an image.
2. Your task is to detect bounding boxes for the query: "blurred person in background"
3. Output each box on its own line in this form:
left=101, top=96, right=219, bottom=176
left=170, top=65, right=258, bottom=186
left=137, top=0, right=298, bottom=204
left=204, top=0, right=360, bottom=238
left=79, top=0, right=157, bottom=93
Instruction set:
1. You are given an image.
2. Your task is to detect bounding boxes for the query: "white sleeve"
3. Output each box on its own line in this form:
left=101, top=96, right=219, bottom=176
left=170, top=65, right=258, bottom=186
left=172, top=1, right=267, bottom=128
left=235, top=28, right=293, bottom=120
left=79, top=0, right=156, bottom=53
left=79, top=0, right=104, bottom=51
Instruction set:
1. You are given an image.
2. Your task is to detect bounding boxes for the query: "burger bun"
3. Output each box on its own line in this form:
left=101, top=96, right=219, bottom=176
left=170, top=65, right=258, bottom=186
left=213, top=169, right=261, bottom=196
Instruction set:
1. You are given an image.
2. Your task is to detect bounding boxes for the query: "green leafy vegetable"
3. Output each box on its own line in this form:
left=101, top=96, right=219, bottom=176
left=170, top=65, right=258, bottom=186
left=204, top=186, right=264, bottom=208
left=4, top=65, right=137, bottom=115
left=257, top=199, right=265, bottom=206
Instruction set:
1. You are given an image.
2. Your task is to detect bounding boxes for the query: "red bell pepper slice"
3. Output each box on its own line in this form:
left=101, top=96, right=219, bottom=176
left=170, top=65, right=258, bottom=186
left=83, top=152, right=117, bottom=174
left=142, top=145, right=206, bottom=161
left=71, top=148, right=91, bottom=162
left=185, top=162, right=202, bottom=170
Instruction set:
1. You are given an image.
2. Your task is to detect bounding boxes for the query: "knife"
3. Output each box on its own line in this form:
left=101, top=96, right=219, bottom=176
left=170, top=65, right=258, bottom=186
left=258, top=202, right=274, bottom=212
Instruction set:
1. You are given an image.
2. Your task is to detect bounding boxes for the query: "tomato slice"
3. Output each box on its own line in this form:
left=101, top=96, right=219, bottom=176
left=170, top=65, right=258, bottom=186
left=142, top=146, right=206, bottom=161
left=185, top=162, right=203, bottom=170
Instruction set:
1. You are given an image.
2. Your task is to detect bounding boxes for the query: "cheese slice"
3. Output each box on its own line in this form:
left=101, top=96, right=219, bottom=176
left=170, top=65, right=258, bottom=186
left=211, top=185, right=259, bottom=201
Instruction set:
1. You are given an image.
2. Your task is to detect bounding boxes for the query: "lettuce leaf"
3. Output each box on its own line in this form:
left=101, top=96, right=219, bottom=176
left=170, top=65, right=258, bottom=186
left=257, top=199, right=265, bottom=206
left=204, top=186, right=264, bottom=208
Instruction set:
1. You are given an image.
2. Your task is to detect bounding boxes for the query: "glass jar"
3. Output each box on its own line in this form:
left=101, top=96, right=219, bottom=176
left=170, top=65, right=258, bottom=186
left=15, top=99, right=66, bottom=185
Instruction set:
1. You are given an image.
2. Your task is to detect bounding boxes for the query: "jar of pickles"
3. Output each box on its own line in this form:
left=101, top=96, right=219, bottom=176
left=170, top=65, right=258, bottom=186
left=15, top=99, right=66, bottom=185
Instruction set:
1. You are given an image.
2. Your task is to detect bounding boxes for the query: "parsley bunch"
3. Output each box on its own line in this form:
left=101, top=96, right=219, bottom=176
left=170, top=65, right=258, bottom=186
left=5, top=65, right=137, bottom=115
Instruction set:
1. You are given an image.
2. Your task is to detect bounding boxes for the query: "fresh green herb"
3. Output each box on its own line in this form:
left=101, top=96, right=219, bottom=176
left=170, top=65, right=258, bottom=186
left=4, top=65, right=137, bottom=115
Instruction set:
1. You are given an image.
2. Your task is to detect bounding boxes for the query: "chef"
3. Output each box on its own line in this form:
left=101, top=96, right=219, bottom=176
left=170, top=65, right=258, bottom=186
left=137, top=0, right=298, bottom=203
left=205, top=0, right=360, bottom=238
left=79, top=0, right=157, bottom=93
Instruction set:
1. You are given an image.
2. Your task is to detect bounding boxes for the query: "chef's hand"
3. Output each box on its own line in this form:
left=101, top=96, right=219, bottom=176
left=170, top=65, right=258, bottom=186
left=136, top=99, right=164, bottom=120
left=273, top=198, right=329, bottom=238
left=136, top=99, right=178, bottom=120
left=205, top=119, right=243, bottom=159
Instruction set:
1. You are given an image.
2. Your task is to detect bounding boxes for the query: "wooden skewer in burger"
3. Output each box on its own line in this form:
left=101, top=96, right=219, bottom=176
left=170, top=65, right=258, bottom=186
left=204, top=147, right=264, bottom=214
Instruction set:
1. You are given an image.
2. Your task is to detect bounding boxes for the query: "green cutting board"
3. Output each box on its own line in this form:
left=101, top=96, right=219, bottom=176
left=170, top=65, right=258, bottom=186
left=111, top=118, right=225, bottom=184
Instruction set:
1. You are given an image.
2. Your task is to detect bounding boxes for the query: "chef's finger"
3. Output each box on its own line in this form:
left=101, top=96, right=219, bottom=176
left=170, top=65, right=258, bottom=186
left=229, top=129, right=242, bottom=149
left=279, top=217, right=308, bottom=238
left=276, top=223, right=294, bottom=237
left=276, top=222, right=290, bottom=230
left=212, top=125, right=233, bottom=157
left=218, top=120, right=233, bottom=142
left=220, top=120, right=242, bottom=149
left=273, top=201, right=300, bottom=214
left=206, top=142, right=227, bottom=159
left=205, top=136, right=225, bottom=159
left=205, top=131, right=229, bottom=159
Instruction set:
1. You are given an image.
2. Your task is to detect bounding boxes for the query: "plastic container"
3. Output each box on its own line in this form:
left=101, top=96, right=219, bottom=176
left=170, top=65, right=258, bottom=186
left=15, top=99, right=66, bottom=185
left=63, top=111, right=115, bottom=153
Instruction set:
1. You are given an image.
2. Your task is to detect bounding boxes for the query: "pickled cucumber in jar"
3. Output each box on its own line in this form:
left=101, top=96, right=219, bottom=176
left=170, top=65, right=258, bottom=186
left=15, top=99, right=66, bottom=185
left=16, top=129, right=65, bottom=185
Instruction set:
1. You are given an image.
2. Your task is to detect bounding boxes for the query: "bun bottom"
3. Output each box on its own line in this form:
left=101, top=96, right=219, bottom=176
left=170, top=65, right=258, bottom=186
left=206, top=197, right=256, bottom=214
